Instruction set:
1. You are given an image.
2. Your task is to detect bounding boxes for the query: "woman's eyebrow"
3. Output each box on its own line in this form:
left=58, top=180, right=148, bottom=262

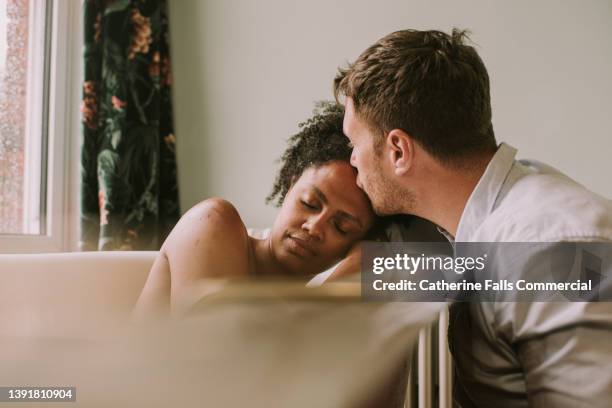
left=310, top=186, right=325, bottom=203
left=337, top=211, right=363, bottom=228
left=311, top=186, right=363, bottom=228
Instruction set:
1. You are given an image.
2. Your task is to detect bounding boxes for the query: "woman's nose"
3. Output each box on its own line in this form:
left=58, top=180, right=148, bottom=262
left=302, top=215, right=325, bottom=241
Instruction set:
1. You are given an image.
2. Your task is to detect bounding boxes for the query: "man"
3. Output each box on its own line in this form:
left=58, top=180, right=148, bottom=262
left=334, top=29, right=612, bottom=407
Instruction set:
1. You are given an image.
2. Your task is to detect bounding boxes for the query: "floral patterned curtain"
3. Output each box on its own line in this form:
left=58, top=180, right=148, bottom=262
left=80, top=0, right=179, bottom=250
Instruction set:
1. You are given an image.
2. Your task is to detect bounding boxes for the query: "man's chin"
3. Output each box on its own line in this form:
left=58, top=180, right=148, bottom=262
left=372, top=195, right=412, bottom=217
left=372, top=202, right=392, bottom=217
left=373, top=207, right=386, bottom=216
left=362, top=187, right=388, bottom=214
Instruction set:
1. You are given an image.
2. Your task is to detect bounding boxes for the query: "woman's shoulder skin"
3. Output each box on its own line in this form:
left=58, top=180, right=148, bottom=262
left=165, top=198, right=253, bottom=273
left=134, top=198, right=255, bottom=318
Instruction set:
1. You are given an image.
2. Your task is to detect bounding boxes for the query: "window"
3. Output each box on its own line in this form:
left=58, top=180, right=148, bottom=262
left=0, top=0, right=50, bottom=235
left=0, top=0, right=81, bottom=253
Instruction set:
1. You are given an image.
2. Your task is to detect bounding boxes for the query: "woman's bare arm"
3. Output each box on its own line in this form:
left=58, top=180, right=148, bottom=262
left=325, top=221, right=389, bottom=282
left=325, top=243, right=362, bottom=282
left=132, top=250, right=172, bottom=319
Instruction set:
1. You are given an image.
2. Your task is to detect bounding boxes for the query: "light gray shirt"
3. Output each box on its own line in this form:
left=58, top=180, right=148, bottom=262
left=449, top=143, right=612, bottom=407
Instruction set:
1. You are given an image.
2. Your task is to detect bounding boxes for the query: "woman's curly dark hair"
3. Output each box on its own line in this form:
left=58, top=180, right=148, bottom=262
left=266, top=101, right=351, bottom=207
left=266, top=100, right=416, bottom=239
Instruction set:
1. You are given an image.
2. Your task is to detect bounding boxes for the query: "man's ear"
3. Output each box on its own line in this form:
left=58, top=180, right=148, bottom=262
left=386, top=129, right=413, bottom=176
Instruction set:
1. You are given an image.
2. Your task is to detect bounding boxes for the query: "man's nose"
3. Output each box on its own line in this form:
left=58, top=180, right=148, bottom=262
left=350, top=151, right=357, bottom=167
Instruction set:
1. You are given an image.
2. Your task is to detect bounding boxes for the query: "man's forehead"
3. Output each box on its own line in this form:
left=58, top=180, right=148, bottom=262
left=342, top=118, right=350, bottom=139
left=342, top=102, right=355, bottom=136
left=344, top=97, right=356, bottom=120
left=343, top=98, right=362, bottom=136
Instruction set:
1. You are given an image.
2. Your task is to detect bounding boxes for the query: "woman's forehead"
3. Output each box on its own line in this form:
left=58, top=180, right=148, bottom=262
left=297, top=163, right=372, bottom=218
left=298, top=162, right=356, bottom=188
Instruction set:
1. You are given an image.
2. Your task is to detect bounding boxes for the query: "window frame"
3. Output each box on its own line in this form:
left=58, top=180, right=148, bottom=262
left=0, top=0, right=81, bottom=253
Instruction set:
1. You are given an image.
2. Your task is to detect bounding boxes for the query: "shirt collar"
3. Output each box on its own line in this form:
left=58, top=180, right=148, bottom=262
left=436, top=226, right=455, bottom=243
left=455, top=143, right=518, bottom=242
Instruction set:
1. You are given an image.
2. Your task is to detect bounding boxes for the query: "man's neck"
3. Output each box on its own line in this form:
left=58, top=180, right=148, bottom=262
left=413, top=154, right=493, bottom=238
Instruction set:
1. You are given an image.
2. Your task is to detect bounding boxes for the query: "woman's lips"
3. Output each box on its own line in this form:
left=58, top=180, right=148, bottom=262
left=286, top=236, right=316, bottom=257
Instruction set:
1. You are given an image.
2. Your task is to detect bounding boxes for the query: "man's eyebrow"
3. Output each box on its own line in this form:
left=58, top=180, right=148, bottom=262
left=312, top=186, right=363, bottom=228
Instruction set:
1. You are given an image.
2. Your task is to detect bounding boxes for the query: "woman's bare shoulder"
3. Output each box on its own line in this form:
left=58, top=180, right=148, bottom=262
left=184, top=197, right=245, bottom=227
left=164, top=198, right=246, bottom=247
left=162, top=198, right=252, bottom=280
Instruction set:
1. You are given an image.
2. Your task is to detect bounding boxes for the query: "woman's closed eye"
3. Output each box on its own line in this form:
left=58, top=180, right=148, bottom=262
left=334, top=222, right=348, bottom=235
left=301, top=200, right=318, bottom=210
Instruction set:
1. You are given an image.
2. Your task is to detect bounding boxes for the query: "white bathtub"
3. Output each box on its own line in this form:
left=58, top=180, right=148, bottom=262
left=0, top=251, right=448, bottom=407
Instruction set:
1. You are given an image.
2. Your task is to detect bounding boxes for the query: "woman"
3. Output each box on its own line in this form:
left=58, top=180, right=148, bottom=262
left=134, top=102, right=376, bottom=318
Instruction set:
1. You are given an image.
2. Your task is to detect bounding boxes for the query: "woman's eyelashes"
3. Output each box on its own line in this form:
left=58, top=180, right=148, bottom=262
left=300, top=200, right=318, bottom=210
left=300, top=199, right=350, bottom=236
left=334, top=222, right=348, bottom=235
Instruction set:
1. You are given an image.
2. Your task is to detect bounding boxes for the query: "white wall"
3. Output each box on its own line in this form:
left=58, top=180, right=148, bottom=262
left=168, top=0, right=612, bottom=228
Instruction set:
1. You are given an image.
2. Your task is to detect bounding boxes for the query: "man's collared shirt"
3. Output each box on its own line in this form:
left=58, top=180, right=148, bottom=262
left=450, top=143, right=612, bottom=408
